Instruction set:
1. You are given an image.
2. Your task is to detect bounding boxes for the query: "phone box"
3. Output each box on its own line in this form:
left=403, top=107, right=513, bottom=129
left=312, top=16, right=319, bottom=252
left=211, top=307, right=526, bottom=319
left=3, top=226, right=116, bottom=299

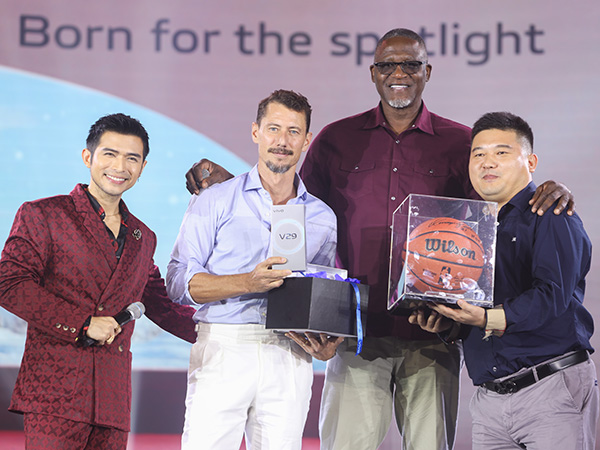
left=266, top=276, right=369, bottom=337
left=271, top=204, right=306, bottom=271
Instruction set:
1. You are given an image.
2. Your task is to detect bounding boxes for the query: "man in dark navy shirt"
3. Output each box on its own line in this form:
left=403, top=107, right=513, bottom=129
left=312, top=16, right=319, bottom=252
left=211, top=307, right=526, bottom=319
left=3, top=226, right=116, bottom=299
left=410, top=111, right=598, bottom=449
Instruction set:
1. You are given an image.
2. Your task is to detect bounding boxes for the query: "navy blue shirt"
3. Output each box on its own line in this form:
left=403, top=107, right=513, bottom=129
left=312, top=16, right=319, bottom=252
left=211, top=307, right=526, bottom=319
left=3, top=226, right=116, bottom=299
left=462, top=182, right=594, bottom=385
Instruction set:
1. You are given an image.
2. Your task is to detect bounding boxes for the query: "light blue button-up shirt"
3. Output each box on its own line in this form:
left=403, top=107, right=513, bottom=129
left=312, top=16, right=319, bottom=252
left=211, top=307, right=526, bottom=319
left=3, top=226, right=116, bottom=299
left=166, top=165, right=337, bottom=324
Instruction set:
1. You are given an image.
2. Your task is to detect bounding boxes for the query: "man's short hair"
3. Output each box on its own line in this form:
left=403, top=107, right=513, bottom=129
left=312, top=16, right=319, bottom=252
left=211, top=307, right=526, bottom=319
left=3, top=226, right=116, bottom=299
left=376, top=28, right=428, bottom=57
left=256, top=90, right=312, bottom=132
left=472, top=112, right=534, bottom=153
left=86, top=113, right=150, bottom=160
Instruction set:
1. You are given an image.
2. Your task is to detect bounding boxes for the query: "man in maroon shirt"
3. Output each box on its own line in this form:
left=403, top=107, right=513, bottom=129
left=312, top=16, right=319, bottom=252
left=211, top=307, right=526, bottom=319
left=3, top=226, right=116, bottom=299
left=187, top=28, right=573, bottom=450
left=299, top=28, right=476, bottom=450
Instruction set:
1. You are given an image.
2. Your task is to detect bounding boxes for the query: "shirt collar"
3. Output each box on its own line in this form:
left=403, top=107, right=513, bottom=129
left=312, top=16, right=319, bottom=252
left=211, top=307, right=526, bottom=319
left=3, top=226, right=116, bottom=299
left=499, top=181, right=537, bottom=217
left=82, top=184, right=129, bottom=222
left=244, top=164, right=308, bottom=202
left=364, top=101, right=434, bottom=135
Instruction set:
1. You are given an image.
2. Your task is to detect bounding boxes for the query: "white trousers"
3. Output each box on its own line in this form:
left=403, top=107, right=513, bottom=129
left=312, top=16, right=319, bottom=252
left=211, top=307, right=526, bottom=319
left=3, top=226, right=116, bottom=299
left=182, top=323, right=313, bottom=450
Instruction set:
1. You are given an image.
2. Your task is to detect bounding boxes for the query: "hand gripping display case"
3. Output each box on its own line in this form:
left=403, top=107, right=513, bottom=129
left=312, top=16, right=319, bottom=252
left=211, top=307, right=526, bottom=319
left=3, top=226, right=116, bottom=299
left=388, top=194, right=498, bottom=314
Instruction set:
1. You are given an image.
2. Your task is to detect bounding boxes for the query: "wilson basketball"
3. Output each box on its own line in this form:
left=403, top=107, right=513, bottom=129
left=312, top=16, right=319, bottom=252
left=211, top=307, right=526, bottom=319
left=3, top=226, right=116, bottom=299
left=405, top=217, right=484, bottom=294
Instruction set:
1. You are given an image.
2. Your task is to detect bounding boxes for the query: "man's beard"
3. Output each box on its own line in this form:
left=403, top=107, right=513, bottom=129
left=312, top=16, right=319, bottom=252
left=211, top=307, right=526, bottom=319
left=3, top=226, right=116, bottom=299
left=266, top=161, right=292, bottom=174
left=266, top=148, right=293, bottom=174
left=387, top=98, right=412, bottom=109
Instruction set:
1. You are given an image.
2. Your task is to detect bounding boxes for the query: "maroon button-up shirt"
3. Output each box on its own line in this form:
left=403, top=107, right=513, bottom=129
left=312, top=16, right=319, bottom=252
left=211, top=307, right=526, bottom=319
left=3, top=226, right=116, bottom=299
left=300, top=102, right=477, bottom=339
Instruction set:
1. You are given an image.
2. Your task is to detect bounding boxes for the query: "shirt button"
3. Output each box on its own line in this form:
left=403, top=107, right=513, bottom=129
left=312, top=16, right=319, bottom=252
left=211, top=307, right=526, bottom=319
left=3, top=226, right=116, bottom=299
left=395, top=140, right=400, bottom=144
left=429, top=169, right=434, bottom=174
left=393, top=168, right=398, bottom=172
left=492, top=366, right=497, bottom=372
left=391, top=196, right=396, bottom=201
left=98, top=305, right=104, bottom=312
left=118, top=345, right=124, bottom=352
left=354, top=166, right=359, bottom=170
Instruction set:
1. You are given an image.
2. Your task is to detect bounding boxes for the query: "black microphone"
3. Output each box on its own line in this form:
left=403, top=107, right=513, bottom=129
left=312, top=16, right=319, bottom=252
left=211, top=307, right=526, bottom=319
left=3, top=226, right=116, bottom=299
left=112, top=302, right=146, bottom=327
left=79, top=302, right=146, bottom=347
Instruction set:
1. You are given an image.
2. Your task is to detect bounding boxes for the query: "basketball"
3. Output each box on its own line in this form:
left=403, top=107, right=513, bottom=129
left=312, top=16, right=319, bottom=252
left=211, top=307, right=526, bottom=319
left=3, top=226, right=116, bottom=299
left=405, top=217, right=484, bottom=295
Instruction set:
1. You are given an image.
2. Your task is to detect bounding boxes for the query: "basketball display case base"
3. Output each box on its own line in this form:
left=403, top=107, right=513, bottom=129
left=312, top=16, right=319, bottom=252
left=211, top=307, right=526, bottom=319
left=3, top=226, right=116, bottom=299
left=387, top=294, right=462, bottom=316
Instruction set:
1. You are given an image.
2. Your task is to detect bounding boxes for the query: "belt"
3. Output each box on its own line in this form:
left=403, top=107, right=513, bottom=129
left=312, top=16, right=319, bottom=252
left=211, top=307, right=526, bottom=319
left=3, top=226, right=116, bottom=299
left=481, top=350, right=589, bottom=395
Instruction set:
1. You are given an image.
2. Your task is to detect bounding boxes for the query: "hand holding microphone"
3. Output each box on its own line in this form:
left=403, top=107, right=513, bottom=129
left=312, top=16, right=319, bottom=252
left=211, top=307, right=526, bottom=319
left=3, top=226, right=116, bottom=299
left=80, top=302, right=146, bottom=347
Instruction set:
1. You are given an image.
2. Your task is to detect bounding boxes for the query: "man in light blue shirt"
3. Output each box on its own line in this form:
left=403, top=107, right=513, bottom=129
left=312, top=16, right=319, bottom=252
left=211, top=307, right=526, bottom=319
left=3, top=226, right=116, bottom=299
left=167, top=90, right=340, bottom=450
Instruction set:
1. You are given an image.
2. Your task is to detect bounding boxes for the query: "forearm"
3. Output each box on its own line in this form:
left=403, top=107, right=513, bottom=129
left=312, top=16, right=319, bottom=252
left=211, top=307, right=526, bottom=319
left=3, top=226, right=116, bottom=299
left=0, top=258, right=89, bottom=342
left=0, top=205, right=89, bottom=340
left=188, top=272, right=252, bottom=304
left=505, top=214, right=589, bottom=333
left=144, top=264, right=197, bottom=343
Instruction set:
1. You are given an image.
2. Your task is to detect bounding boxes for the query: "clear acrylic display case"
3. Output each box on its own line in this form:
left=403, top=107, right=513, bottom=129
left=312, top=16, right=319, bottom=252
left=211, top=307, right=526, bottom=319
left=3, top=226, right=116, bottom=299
left=388, top=194, right=498, bottom=313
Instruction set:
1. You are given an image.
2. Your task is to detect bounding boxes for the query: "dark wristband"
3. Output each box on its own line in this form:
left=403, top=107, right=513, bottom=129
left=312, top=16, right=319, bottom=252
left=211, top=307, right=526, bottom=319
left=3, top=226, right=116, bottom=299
left=437, top=322, right=461, bottom=345
left=76, top=315, right=95, bottom=346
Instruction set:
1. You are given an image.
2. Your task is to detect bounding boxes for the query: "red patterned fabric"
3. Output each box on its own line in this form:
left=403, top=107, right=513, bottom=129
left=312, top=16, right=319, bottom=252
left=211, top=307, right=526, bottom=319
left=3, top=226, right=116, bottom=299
left=0, top=184, right=197, bottom=431
left=24, top=413, right=128, bottom=450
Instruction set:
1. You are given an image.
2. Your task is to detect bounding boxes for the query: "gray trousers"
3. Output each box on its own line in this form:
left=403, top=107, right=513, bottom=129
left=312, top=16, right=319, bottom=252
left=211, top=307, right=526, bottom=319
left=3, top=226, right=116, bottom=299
left=470, top=358, right=599, bottom=449
left=319, top=336, right=463, bottom=450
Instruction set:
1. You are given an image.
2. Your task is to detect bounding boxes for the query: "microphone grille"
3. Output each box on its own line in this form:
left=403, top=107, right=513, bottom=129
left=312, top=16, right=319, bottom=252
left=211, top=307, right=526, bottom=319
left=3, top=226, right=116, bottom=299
left=127, top=302, right=146, bottom=320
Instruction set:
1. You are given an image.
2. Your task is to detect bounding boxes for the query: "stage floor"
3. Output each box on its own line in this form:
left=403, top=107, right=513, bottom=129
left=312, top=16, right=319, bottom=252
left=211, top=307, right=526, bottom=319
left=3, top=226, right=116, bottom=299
left=0, top=431, right=320, bottom=450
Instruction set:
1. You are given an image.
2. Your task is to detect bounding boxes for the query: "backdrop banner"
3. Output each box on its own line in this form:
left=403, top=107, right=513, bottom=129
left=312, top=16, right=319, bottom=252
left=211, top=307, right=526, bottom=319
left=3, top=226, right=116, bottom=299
left=0, top=1, right=598, bottom=374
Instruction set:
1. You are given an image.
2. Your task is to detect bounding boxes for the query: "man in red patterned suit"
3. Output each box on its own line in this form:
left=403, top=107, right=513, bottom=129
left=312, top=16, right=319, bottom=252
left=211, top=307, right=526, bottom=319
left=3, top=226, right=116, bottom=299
left=0, top=113, right=197, bottom=450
